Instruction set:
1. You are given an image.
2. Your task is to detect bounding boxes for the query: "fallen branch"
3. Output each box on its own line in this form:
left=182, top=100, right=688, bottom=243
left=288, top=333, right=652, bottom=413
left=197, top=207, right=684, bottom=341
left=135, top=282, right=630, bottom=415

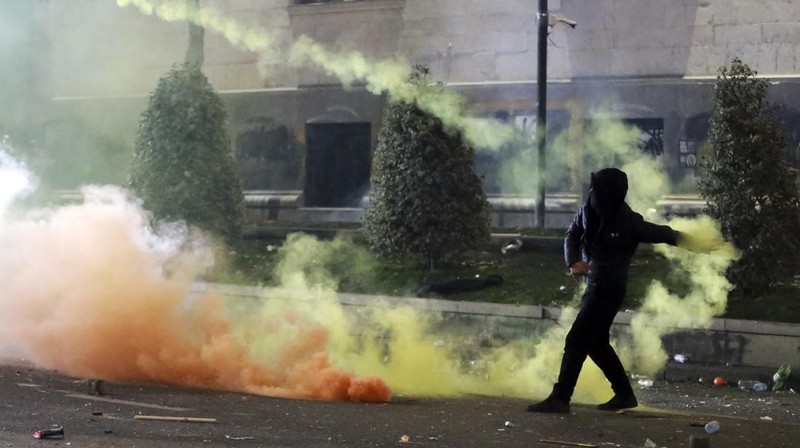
left=134, top=415, right=217, bottom=423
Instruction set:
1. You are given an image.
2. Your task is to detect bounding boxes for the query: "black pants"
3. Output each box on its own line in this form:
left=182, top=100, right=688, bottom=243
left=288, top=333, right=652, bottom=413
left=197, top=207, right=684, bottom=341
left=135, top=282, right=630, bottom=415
left=551, top=283, right=633, bottom=402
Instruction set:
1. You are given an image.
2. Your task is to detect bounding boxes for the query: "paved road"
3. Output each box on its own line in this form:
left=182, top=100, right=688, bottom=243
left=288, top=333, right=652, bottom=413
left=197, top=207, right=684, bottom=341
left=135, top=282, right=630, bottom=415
left=0, top=364, right=798, bottom=448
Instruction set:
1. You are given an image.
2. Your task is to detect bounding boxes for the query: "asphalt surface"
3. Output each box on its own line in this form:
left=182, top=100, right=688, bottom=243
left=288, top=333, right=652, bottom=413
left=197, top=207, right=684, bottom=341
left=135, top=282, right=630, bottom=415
left=0, top=363, right=798, bottom=448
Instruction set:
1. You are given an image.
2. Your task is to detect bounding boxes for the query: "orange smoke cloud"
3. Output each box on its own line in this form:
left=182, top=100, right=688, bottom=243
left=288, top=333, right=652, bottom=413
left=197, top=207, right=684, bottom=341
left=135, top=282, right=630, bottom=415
left=0, top=186, right=390, bottom=403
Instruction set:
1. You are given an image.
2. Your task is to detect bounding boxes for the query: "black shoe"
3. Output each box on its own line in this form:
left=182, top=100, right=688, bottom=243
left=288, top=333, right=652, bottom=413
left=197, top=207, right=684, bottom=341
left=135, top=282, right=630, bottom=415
left=526, top=396, right=570, bottom=413
left=597, top=394, right=638, bottom=411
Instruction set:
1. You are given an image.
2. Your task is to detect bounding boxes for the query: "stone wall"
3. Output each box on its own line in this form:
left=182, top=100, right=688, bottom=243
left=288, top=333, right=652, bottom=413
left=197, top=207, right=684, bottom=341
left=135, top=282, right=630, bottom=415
left=40, top=0, right=293, bottom=97
left=402, top=0, right=800, bottom=83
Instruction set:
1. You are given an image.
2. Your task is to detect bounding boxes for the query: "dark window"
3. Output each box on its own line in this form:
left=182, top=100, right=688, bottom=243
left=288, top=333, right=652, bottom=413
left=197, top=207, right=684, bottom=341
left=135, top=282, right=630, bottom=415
left=235, top=118, right=303, bottom=191
left=623, top=118, right=664, bottom=157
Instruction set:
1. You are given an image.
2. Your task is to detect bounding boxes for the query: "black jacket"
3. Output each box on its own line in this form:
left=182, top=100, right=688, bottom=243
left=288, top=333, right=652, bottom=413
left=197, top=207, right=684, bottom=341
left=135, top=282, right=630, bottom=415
left=564, top=168, right=679, bottom=286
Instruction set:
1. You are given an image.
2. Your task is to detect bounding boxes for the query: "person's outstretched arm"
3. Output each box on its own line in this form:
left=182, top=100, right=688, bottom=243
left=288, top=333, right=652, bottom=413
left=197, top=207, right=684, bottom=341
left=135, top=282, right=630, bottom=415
left=633, top=214, right=680, bottom=246
left=634, top=215, right=723, bottom=253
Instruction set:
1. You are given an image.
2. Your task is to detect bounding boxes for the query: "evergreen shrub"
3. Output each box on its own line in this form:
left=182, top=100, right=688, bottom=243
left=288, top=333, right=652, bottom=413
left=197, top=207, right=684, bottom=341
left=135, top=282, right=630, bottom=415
left=699, top=58, right=800, bottom=294
left=129, top=64, right=244, bottom=239
left=363, top=68, right=491, bottom=267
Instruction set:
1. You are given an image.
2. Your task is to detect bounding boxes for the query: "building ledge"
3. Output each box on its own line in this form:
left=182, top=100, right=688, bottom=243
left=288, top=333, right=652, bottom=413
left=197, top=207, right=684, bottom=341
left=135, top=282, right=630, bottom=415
left=288, top=0, right=404, bottom=16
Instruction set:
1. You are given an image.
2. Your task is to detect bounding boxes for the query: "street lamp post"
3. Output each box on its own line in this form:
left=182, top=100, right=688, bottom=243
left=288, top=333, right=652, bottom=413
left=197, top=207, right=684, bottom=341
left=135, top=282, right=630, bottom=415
left=536, top=0, right=548, bottom=228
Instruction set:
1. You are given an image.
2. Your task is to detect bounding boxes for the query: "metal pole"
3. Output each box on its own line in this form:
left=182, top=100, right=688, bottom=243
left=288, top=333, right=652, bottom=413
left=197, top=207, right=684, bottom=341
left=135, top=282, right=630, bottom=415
left=536, top=0, right=548, bottom=228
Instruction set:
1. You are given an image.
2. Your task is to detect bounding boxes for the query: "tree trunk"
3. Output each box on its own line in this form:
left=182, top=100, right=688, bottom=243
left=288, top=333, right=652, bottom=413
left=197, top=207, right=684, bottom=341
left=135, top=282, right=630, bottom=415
left=184, top=0, right=204, bottom=67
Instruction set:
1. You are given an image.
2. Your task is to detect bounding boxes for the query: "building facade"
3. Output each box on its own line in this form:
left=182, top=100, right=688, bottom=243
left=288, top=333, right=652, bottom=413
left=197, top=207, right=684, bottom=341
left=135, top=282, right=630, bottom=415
left=3, top=0, right=800, bottom=224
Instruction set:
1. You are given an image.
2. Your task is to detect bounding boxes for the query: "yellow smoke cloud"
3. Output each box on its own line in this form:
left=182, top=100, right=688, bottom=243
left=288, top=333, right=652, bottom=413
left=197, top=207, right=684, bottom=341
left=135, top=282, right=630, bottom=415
left=287, top=35, right=520, bottom=150
left=622, top=216, right=739, bottom=374
left=116, top=0, right=274, bottom=53
left=230, top=224, right=610, bottom=401
left=255, top=233, right=624, bottom=403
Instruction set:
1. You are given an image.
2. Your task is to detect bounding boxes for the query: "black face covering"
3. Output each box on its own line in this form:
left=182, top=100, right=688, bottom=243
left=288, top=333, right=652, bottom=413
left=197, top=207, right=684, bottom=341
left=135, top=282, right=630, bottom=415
left=589, top=168, right=628, bottom=222
left=584, top=168, right=628, bottom=246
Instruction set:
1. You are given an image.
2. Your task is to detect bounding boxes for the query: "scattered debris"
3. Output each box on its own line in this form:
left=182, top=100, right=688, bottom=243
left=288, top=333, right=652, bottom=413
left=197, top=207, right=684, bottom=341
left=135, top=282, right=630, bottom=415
left=773, top=364, right=791, bottom=391
left=673, top=354, right=687, bottom=363
left=225, top=435, right=255, bottom=441
left=33, top=427, right=64, bottom=439
left=399, top=434, right=411, bottom=443
left=737, top=380, right=767, bottom=391
left=500, top=238, right=523, bottom=255
left=104, top=429, right=113, bottom=434
left=503, top=420, right=516, bottom=428
left=92, top=411, right=103, bottom=416
left=539, top=439, right=597, bottom=447
left=703, top=420, right=720, bottom=434
left=133, top=415, right=217, bottom=423
left=760, top=416, right=773, bottom=421
left=638, top=379, right=654, bottom=388
left=713, top=377, right=726, bottom=386
left=643, top=439, right=657, bottom=448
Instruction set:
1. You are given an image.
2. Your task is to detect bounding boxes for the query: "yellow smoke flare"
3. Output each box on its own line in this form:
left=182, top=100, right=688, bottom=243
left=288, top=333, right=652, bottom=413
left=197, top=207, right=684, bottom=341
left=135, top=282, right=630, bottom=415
left=621, top=216, right=739, bottom=375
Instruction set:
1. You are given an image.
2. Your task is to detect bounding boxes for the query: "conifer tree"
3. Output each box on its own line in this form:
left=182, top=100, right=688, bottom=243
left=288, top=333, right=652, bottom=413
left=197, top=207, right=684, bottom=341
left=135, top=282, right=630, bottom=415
left=364, top=68, right=491, bottom=267
left=129, top=64, right=244, bottom=239
left=699, top=58, right=800, bottom=294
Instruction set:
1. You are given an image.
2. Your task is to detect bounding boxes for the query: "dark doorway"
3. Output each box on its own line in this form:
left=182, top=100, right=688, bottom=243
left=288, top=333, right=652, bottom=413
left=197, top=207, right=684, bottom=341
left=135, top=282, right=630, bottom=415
left=304, top=122, right=371, bottom=207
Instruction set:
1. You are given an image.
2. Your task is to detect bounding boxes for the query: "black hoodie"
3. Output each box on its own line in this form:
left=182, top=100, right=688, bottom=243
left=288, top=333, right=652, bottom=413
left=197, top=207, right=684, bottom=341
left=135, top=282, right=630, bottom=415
left=564, top=168, right=679, bottom=286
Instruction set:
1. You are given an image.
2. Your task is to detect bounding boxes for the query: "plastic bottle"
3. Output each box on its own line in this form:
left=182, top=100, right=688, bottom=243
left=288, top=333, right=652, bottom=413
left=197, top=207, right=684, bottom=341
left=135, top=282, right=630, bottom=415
left=704, top=421, right=720, bottom=434
left=773, top=364, right=791, bottom=391
left=753, top=382, right=768, bottom=392
left=738, top=380, right=758, bottom=390
left=738, top=380, right=770, bottom=391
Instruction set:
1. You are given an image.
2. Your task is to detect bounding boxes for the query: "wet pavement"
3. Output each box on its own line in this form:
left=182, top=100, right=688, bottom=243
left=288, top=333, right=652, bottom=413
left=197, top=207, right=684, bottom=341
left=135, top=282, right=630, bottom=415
left=0, top=363, right=797, bottom=448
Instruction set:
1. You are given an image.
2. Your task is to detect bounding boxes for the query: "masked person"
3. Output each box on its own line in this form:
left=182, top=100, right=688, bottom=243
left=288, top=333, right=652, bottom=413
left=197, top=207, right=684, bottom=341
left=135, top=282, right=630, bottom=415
left=528, top=168, right=683, bottom=413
